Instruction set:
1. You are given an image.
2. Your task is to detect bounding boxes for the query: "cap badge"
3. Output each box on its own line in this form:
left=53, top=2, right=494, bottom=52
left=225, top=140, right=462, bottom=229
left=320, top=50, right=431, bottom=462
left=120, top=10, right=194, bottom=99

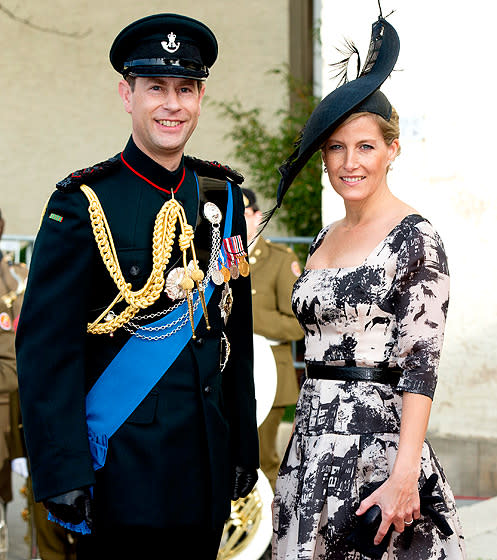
left=161, top=32, right=180, bottom=54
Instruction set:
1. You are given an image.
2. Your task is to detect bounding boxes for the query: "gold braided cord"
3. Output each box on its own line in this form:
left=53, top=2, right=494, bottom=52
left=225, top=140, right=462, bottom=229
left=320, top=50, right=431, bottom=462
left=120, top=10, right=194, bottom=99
left=38, top=195, right=51, bottom=231
left=80, top=184, right=196, bottom=335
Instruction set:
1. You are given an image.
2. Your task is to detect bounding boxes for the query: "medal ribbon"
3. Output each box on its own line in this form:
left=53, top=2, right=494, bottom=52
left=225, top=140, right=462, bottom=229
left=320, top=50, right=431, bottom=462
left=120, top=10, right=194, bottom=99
left=232, top=235, right=247, bottom=257
left=217, top=248, right=228, bottom=271
left=222, top=235, right=246, bottom=267
left=120, top=152, right=186, bottom=194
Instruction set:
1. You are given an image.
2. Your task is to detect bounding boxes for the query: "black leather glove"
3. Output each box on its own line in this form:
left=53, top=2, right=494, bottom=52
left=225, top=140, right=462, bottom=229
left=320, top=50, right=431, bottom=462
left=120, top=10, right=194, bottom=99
left=231, top=466, right=258, bottom=501
left=43, top=488, right=93, bottom=530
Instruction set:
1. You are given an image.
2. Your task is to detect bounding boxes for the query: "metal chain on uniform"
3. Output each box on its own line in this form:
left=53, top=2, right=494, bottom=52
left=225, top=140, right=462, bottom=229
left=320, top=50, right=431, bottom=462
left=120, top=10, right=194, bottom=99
left=121, top=222, right=222, bottom=341
left=80, top=183, right=210, bottom=335
left=128, top=219, right=221, bottom=324
left=123, top=223, right=231, bottom=372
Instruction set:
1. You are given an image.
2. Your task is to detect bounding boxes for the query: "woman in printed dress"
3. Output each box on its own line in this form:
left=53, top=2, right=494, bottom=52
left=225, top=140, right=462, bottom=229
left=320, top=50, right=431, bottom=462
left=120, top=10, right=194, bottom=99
left=270, top=15, right=466, bottom=560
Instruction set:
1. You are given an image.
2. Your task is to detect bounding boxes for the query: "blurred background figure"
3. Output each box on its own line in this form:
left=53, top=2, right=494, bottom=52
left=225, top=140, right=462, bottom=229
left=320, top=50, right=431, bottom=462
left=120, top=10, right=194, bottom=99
left=242, top=188, right=303, bottom=491
left=0, top=209, right=76, bottom=560
left=0, top=208, right=28, bottom=559
left=27, top=491, right=77, bottom=560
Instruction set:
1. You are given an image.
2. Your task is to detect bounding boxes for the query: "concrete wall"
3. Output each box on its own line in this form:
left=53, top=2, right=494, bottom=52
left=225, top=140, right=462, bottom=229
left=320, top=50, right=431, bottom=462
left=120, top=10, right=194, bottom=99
left=0, top=0, right=289, bottom=235
left=429, top=434, right=497, bottom=499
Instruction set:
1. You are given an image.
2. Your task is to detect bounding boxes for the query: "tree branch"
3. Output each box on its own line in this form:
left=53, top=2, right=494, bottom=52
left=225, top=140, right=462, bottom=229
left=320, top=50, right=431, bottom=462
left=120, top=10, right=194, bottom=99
left=0, top=3, right=91, bottom=38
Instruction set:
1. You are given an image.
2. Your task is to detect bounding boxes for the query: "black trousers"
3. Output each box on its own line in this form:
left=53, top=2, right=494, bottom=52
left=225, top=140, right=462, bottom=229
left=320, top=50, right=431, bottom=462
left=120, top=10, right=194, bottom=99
left=76, top=524, right=224, bottom=560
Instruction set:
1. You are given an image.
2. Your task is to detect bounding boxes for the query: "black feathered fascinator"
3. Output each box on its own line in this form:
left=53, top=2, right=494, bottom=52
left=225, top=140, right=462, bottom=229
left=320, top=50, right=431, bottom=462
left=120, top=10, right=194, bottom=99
left=261, top=15, right=400, bottom=230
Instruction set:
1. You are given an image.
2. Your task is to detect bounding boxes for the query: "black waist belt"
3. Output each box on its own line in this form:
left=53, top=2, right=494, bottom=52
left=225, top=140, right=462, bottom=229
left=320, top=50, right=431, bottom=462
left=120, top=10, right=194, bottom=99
left=305, top=364, right=402, bottom=385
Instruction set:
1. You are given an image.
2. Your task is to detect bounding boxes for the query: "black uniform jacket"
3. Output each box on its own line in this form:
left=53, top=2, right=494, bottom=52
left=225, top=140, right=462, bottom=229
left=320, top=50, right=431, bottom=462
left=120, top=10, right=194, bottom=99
left=16, top=138, right=259, bottom=529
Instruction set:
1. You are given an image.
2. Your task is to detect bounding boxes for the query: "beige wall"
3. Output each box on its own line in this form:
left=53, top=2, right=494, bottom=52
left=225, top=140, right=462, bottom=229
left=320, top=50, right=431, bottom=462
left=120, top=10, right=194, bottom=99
left=0, top=0, right=289, bottom=235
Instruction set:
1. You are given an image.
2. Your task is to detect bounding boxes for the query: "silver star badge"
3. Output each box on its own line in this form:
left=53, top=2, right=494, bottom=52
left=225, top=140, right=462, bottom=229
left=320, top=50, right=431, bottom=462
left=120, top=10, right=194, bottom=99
left=219, top=283, right=233, bottom=324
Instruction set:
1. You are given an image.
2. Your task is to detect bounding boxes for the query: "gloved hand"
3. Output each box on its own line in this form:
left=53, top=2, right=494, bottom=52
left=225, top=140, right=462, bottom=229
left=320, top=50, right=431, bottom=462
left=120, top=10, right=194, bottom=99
left=43, top=488, right=93, bottom=530
left=231, top=466, right=258, bottom=501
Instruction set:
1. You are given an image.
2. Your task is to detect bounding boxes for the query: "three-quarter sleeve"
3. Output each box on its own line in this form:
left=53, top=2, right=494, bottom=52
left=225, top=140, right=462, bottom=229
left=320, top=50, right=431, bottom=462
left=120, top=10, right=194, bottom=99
left=394, top=223, right=450, bottom=399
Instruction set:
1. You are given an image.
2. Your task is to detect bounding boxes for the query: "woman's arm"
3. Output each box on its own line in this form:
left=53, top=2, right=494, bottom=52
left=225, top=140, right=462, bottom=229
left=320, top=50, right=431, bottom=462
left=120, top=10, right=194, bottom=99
left=356, top=391, right=432, bottom=543
left=356, top=221, right=449, bottom=544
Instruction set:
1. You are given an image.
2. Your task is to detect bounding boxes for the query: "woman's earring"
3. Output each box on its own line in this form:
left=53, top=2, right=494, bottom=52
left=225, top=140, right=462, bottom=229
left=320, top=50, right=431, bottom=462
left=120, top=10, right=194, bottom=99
left=323, top=164, right=328, bottom=173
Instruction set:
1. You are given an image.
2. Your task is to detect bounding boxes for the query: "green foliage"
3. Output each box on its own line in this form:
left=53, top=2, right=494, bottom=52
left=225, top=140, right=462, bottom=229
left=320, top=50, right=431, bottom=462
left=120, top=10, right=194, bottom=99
left=283, top=404, right=296, bottom=423
left=216, top=70, right=322, bottom=242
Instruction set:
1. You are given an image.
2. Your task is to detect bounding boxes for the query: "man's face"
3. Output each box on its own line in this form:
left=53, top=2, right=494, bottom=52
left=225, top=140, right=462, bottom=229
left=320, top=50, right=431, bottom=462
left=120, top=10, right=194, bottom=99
left=244, top=207, right=262, bottom=243
left=119, top=76, right=205, bottom=168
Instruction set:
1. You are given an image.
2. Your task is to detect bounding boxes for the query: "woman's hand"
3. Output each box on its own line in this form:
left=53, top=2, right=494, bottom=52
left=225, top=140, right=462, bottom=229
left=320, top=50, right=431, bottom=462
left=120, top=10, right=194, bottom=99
left=356, top=391, right=432, bottom=545
left=355, top=470, right=420, bottom=545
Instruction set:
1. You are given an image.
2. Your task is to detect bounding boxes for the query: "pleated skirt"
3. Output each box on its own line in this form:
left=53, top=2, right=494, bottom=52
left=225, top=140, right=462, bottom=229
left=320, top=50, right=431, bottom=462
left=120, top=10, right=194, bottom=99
left=272, top=378, right=466, bottom=560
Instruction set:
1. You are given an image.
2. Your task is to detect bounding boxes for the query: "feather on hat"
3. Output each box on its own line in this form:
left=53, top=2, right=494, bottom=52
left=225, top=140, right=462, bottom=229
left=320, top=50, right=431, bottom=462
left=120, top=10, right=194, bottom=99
left=276, top=17, right=400, bottom=210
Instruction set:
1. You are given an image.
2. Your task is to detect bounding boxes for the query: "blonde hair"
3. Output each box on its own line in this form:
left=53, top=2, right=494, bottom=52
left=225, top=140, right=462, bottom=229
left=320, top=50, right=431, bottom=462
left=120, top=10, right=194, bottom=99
left=340, top=107, right=401, bottom=158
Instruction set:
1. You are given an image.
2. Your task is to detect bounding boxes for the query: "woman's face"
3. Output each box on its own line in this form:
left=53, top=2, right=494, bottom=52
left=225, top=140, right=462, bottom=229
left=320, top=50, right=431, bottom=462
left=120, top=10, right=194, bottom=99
left=322, top=114, right=399, bottom=203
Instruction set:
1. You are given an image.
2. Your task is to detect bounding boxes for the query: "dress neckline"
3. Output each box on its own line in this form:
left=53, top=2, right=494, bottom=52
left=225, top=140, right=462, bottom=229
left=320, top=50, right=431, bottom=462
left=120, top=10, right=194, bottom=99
left=305, top=213, right=424, bottom=272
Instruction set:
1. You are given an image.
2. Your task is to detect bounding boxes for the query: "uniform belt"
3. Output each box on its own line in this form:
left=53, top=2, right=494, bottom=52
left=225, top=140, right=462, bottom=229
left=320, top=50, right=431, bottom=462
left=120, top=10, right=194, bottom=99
left=305, top=364, right=402, bottom=385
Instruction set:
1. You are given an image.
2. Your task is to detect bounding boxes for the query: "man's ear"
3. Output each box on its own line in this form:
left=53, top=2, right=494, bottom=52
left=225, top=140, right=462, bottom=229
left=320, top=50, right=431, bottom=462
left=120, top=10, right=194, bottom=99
left=118, top=80, right=132, bottom=114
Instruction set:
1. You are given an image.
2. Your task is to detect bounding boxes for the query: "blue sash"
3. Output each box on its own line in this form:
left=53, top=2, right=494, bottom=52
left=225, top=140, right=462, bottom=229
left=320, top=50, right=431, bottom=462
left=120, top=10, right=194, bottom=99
left=48, top=179, right=234, bottom=535
left=86, top=180, right=233, bottom=471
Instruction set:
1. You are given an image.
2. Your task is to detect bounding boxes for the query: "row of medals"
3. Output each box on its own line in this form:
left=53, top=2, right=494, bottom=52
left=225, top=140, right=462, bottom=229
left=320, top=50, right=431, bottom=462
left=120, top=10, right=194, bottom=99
left=164, top=201, right=249, bottom=301
left=211, top=255, right=249, bottom=285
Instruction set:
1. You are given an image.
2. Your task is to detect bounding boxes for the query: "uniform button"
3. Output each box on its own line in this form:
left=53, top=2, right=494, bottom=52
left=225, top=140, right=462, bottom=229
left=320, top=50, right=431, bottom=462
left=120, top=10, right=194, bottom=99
left=130, top=265, right=141, bottom=277
left=194, top=337, right=205, bottom=346
left=204, top=385, right=212, bottom=394
left=251, top=289, right=256, bottom=295
left=249, top=256, right=257, bottom=264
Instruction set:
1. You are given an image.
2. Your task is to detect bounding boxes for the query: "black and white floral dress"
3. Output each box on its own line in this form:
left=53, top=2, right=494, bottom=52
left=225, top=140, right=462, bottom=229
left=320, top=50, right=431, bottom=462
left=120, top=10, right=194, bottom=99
left=272, top=215, right=466, bottom=559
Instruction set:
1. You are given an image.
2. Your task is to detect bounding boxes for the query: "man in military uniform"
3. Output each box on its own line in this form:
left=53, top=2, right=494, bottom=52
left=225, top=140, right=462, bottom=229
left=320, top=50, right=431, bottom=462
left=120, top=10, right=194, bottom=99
left=242, top=189, right=303, bottom=491
left=1, top=210, right=77, bottom=559
left=0, top=265, right=17, bottom=559
left=0, top=209, right=27, bottom=557
left=0, top=210, right=27, bottom=509
left=16, top=14, right=258, bottom=560
left=0, top=211, right=25, bottom=558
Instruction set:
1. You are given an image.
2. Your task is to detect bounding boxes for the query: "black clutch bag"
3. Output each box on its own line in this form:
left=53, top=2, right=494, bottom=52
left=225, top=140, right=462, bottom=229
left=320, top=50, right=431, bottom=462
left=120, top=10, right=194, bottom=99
left=345, top=480, right=392, bottom=559
left=346, top=474, right=453, bottom=557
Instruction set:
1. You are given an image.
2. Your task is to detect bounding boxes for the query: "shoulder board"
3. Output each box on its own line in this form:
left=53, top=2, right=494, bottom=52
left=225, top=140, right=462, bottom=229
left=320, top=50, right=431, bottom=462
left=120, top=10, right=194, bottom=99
left=56, top=154, right=121, bottom=193
left=185, top=155, right=244, bottom=185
